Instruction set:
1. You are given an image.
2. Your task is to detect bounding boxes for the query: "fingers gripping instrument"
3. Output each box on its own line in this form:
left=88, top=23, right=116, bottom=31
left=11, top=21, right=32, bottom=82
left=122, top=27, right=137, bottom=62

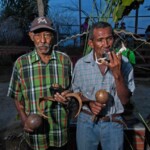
left=37, top=84, right=82, bottom=119
left=95, top=42, right=126, bottom=65
left=92, top=89, right=109, bottom=122
left=25, top=114, right=43, bottom=131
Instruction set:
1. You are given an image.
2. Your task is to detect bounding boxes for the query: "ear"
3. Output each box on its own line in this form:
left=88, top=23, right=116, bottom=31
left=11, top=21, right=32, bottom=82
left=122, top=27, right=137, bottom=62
left=88, top=39, right=94, bottom=48
left=29, top=32, right=34, bottom=41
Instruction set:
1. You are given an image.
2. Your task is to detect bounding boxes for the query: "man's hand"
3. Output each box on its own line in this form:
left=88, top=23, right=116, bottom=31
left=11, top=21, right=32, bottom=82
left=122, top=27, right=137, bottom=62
left=14, top=100, right=34, bottom=132
left=104, top=51, right=131, bottom=105
left=24, top=119, right=34, bottom=132
left=104, top=51, right=122, bottom=79
left=89, top=101, right=106, bottom=115
left=54, top=90, right=71, bottom=104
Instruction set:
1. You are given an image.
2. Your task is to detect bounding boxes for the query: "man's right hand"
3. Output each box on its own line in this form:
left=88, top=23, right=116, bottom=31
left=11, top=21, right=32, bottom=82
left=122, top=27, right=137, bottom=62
left=24, top=120, right=34, bottom=132
left=89, top=101, right=106, bottom=115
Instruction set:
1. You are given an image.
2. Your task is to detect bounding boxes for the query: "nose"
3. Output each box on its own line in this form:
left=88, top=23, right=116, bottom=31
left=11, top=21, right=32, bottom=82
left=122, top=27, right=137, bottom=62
left=40, top=34, right=46, bottom=43
left=102, top=39, right=109, bottom=47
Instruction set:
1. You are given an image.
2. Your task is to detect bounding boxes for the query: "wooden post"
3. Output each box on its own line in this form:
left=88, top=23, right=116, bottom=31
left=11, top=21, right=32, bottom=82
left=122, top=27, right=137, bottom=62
left=37, top=0, right=44, bottom=17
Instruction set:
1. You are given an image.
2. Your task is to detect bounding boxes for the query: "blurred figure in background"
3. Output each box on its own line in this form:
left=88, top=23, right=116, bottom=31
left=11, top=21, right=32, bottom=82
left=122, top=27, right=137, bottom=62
left=145, top=25, right=150, bottom=41
left=81, top=17, right=90, bottom=48
left=120, top=22, right=126, bottom=30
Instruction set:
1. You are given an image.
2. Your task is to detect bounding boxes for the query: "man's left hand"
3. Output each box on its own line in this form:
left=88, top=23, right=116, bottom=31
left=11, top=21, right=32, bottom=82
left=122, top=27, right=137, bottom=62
left=54, top=90, right=71, bottom=103
left=106, top=51, right=122, bottom=79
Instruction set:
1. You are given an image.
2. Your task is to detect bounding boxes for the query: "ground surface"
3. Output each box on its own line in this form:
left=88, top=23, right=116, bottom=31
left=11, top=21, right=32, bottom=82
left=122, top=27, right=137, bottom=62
left=0, top=66, right=150, bottom=149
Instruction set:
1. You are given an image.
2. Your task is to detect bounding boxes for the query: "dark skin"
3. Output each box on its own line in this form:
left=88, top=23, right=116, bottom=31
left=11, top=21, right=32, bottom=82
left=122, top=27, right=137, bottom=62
left=56, top=27, right=131, bottom=116
left=29, top=30, right=53, bottom=63
left=14, top=29, right=70, bottom=132
left=86, top=27, right=131, bottom=115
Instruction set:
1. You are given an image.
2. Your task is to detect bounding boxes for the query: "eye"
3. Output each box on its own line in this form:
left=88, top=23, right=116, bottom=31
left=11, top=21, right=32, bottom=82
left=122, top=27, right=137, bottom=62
left=97, top=38, right=103, bottom=42
left=44, top=33, right=53, bottom=38
left=45, top=33, right=50, bottom=36
left=34, top=33, right=40, bottom=37
left=107, top=36, right=113, bottom=41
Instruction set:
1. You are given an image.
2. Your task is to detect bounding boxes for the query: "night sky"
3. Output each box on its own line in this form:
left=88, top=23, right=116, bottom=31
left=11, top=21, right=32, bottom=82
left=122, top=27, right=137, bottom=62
left=49, top=0, right=150, bottom=34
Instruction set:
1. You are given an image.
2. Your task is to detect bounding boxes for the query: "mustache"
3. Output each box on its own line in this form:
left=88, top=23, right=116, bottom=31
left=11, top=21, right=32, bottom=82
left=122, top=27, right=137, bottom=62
left=37, top=43, right=50, bottom=48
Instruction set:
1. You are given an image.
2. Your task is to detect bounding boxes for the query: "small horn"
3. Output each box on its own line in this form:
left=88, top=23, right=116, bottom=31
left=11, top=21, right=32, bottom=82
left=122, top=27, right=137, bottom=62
left=37, top=93, right=82, bottom=118
left=65, top=92, right=82, bottom=118
left=37, top=96, right=54, bottom=119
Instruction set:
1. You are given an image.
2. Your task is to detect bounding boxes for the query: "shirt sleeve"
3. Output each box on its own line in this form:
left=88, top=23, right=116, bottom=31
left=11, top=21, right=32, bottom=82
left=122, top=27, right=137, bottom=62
left=71, top=62, right=81, bottom=93
left=7, top=61, right=23, bottom=101
left=122, top=57, right=135, bottom=93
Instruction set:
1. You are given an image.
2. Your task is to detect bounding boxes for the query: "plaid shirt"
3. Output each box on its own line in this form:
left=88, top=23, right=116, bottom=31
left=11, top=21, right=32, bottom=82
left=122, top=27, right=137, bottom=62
left=7, top=49, right=72, bottom=150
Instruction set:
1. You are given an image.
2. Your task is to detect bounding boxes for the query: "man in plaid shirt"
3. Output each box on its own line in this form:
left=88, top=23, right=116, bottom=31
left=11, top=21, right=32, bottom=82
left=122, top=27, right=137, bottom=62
left=7, top=16, right=72, bottom=150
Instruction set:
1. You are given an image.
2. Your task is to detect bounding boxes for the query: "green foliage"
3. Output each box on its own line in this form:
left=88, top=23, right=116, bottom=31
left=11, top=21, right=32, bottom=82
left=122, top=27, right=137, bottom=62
left=113, top=0, right=144, bottom=22
left=122, top=0, right=134, bottom=6
left=116, top=48, right=136, bottom=65
left=0, top=0, right=49, bottom=30
left=113, top=4, right=126, bottom=22
left=83, top=0, right=144, bottom=56
left=0, top=0, right=49, bottom=46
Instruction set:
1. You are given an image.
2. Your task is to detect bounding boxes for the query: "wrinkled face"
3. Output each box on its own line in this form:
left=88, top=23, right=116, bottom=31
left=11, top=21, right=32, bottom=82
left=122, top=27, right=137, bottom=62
left=88, top=27, right=114, bottom=58
left=29, top=30, right=54, bottom=55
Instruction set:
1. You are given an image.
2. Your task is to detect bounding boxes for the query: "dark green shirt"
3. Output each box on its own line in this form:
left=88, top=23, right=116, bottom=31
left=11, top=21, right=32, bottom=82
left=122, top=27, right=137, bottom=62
left=7, top=49, right=72, bottom=149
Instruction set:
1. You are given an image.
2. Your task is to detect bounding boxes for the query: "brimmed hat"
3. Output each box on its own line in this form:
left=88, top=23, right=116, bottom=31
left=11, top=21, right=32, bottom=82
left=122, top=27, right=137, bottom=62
left=30, top=16, right=56, bottom=33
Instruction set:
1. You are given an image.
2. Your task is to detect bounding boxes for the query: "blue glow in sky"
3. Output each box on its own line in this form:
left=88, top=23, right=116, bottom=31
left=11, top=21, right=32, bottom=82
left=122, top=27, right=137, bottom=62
left=49, top=0, right=150, bottom=34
